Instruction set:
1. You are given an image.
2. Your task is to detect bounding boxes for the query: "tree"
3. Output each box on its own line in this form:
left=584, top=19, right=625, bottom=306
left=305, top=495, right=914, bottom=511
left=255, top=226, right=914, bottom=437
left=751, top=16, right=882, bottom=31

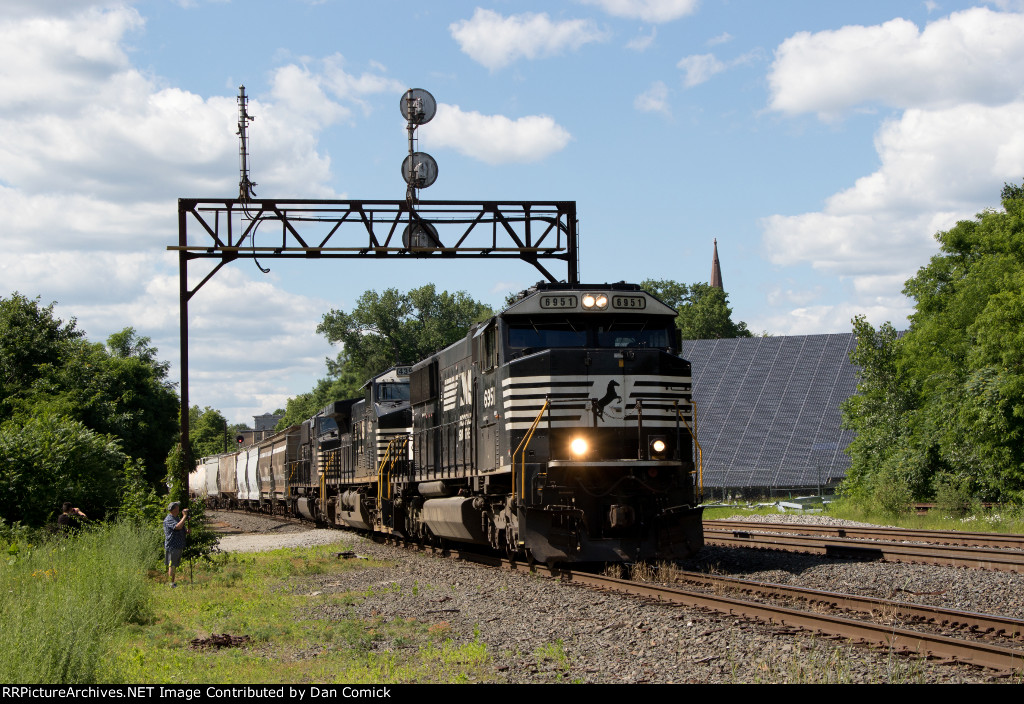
left=317, top=284, right=493, bottom=391
left=276, top=286, right=493, bottom=430
left=276, top=375, right=357, bottom=430
left=190, top=405, right=230, bottom=458
left=839, top=316, right=921, bottom=508
left=842, top=182, right=1024, bottom=503
left=0, top=413, right=128, bottom=526
left=48, top=329, right=179, bottom=487
left=0, top=293, right=84, bottom=421
left=641, top=279, right=752, bottom=339
left=0, top=294, right=181, bottom=524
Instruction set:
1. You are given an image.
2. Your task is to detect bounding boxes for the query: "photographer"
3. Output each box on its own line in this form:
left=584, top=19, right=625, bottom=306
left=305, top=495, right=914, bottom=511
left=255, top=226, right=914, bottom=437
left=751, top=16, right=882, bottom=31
left=163, top=502, right=189, bottom=588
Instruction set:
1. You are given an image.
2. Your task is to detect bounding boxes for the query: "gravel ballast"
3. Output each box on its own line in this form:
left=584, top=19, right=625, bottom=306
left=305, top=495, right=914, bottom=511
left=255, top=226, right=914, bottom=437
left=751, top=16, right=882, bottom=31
left=207, top=511, right=1018, bottom=683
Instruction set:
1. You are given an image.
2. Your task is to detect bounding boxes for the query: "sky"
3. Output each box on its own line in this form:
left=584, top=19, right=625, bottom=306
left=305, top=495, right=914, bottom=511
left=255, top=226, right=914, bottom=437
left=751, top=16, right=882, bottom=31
left=2, top=0, right=1023, bottom=425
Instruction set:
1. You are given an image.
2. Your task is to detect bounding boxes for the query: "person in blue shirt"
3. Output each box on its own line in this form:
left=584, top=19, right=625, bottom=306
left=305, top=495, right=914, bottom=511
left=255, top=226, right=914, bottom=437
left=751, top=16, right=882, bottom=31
left=163, top=502, right=189, bottom=587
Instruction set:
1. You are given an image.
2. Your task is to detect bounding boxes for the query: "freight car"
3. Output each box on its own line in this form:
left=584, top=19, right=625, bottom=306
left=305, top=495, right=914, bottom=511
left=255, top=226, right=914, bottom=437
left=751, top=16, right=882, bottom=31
left=193, top=282, right=704, bottom=564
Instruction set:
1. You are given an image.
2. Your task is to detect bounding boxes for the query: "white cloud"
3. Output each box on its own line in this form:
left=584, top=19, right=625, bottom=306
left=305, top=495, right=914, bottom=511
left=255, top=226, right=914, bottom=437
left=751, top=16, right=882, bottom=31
left=634, top=81, right=670, bottom=114
left=0, top=2, right=397, bottom=422
left=319, top=53, right=405, bottom=115
left=449, top=9, right=608, bottom=70
left=759, top=299, right=913, bottom=336
left=626, top=27, right=657, bottom=51
left=420, top=104, right=572, bottom=164
left=762, top=101, right=1024, bottom=323
left=707, top=31, right=733, bottom=46
left=0, top=6, right=142, bottom=114
left=269, top=64, right=351, bottom=128
left=677, top=49, right=763, bottom=88
left=768, top=8, right=1024, bottom=119
left=578, top=0, right=699, bottom=23
left=677, top=53, right=726, bottom=87
left=765, top=284, right=825, bottom=308
left=763, top=8, right=1024, bottom=332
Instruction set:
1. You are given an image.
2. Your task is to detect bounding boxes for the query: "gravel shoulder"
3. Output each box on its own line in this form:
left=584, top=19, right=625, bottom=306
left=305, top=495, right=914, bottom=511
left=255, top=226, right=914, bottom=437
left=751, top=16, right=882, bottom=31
left=205, top=510, right=1015, bottom=684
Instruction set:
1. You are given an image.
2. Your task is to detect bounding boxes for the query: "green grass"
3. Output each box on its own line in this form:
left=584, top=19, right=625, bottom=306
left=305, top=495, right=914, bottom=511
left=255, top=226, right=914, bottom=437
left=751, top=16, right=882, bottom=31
left=108, top=544, right=500, bottom=684
left=0, top=528, right=502, bottom=684
left=0, top=521, right=159, bottom=683
left=827, top=498, right=1024, bottom=534
left=731, top=639, right=926, bottom=684
left=702, top=503, right=783, bottom=520
left=534, top=639, right=571, bottom=675
left=703, top=498, right=1024, bottom=534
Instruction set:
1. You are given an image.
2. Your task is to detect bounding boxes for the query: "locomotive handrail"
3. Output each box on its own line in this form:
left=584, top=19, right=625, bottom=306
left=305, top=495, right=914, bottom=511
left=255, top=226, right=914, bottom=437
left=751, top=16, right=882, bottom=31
left=675, top=400, right=703, bottom=502
left=512, top=397, right=550, bottom=503
left=376, top=434, right=410, bottom=518
left=320, top=462, right=327, bottom=522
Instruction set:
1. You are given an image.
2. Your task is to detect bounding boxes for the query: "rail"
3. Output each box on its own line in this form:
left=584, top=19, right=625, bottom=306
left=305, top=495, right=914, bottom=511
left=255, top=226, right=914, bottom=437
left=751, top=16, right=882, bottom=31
left=675, top=400, right=703, bottom=502
left=512, top=397, right=550, bottom=502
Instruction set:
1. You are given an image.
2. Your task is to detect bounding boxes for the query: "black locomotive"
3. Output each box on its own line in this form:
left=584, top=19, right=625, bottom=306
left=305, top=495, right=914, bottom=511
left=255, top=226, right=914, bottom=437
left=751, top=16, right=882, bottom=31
left=192, top=282, right=704, bottom=563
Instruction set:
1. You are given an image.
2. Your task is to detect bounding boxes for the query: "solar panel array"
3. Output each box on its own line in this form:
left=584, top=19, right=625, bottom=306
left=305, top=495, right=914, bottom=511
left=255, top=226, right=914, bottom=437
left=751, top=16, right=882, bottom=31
left=681, top=334, right=859, bottom=490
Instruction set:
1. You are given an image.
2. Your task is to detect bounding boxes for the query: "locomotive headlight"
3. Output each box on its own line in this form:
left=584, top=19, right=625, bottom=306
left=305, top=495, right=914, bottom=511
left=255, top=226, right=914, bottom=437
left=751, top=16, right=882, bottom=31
left=582, top=293, right=608, bottom=310
left=649, top=436, right=668, bottom=459
left=594, top=294, right=608, bottom=309
left=570, top=437, right=588, bottom=456
left=582, top=294, right=596, bottom=308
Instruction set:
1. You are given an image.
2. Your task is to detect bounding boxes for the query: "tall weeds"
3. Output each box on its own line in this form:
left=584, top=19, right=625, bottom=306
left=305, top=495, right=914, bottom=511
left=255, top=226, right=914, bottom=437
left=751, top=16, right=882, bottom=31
left=0, top=522, right=159, bottom=683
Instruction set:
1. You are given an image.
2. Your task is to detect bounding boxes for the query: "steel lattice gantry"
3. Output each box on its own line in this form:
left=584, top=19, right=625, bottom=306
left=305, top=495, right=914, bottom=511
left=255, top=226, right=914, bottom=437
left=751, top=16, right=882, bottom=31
left=171, top=198, right=579, bottom=496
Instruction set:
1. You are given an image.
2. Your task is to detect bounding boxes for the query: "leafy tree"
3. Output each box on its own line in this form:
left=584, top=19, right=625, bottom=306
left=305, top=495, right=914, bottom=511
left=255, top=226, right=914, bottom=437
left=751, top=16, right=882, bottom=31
left=190, top=405, right=230, bottom=458
left=842, top=182, right=1024, bottom=504
left=39, top=328, right=179, bottom=487
left=0, top=413, right=128, bottom=526
left=839, top=317, right=922, bottom=506
left=277, top=375, right=358, bottom=429
left=317, top=284, right=493, bottom=391
left=641, top=279, right=752, bottom=339
left=0, top=293, right=84, bottom=420
left=0, top=295, right=181, bottom=523
left=117, top=457, right=165, bottom=525
left=277, top=285, right=493, bottom=430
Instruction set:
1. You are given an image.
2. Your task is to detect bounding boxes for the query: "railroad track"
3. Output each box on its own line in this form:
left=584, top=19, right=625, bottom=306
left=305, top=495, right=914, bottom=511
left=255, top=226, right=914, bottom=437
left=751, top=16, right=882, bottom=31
left=703, top=524, right=1024, bottom=573
left=451, top=551, right=1024, bottom=674
left=706, top=520, right=1024, bottom=550
left=209, top=510, right=1024, bottom=674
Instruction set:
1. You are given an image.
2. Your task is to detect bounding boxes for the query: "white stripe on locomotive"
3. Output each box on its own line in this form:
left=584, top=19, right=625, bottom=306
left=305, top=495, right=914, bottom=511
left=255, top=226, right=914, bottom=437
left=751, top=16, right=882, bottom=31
left=500, top=373, right=693, bottom=430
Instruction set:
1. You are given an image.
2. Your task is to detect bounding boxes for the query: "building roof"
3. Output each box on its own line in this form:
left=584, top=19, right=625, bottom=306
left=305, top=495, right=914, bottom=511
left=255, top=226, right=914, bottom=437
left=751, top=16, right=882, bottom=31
left=682, top=333, right=859, bottom=490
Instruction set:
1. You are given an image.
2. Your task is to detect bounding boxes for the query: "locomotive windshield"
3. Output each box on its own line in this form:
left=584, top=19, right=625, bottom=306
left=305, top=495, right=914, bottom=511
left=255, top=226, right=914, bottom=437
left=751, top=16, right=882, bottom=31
left=507, top=321, right=587, bottom=349
left=506, top=316, right=674, bottom=350
left=376, top=382, right=410, bottom=402
left=596, top=321, right=672, bottom=349
left=316, top=416, right=338, bottom=436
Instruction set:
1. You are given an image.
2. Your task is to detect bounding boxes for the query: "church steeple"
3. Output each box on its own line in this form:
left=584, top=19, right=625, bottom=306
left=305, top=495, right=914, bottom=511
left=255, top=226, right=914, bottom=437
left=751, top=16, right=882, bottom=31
left=710, top=238, right=723, bottom=290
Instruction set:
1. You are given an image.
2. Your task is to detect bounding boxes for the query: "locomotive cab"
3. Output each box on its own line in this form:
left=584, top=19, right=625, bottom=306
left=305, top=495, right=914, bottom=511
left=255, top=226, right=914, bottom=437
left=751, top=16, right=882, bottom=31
left=495, top=284, right=703, bottom=563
